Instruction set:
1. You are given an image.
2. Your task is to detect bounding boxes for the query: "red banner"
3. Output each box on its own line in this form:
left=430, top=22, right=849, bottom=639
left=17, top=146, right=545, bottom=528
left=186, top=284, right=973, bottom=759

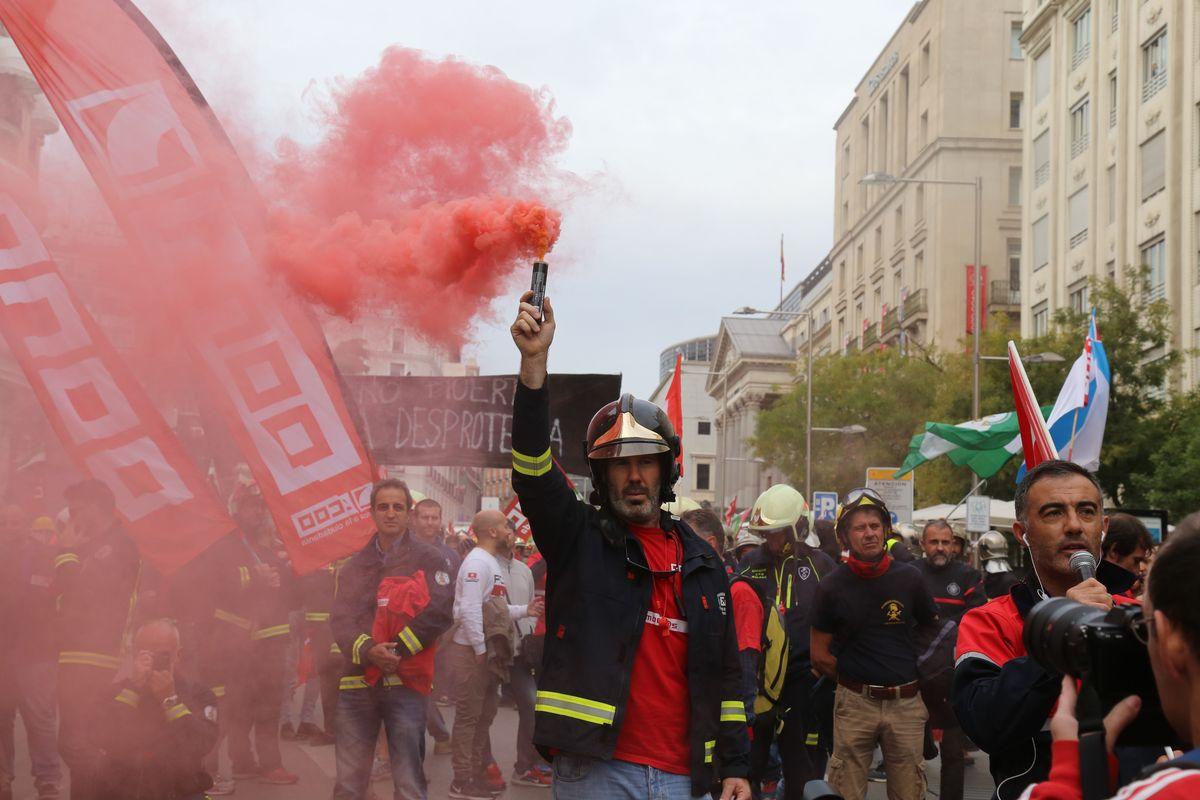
left=503, top=495, right=532, bottom=544
left=0, top=0, right=377, bottom=572
left=0, top=193, right=234, bottom=574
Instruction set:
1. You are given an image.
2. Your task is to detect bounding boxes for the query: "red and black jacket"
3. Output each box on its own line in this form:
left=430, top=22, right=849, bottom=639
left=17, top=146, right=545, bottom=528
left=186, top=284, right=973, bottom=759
left=916, top=559, right=985, bottom=623
left=511, top=379, right=750, bottom=795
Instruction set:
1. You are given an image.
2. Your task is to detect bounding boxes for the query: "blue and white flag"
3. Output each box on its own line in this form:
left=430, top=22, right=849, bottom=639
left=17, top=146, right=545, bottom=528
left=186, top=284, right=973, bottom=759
left=1019, top=310, right=1110, bottom=478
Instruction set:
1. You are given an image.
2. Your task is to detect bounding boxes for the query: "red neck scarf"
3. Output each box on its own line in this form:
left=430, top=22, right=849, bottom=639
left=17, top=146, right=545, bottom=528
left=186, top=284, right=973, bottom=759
left=846, top=552, right=892, bottom=579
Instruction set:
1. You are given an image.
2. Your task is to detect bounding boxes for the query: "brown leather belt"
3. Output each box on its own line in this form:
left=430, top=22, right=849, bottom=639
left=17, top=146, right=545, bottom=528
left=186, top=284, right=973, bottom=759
left=837, top=676, right=920, bottom=701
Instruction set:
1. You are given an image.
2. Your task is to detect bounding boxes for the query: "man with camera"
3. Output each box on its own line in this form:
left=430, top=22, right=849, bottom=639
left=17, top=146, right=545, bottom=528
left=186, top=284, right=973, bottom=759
left=1019, top=523, right=1200, bottom=799
left=953, top=460, right=1136, bottom=800
left=91, top=619, right=218, bottom=800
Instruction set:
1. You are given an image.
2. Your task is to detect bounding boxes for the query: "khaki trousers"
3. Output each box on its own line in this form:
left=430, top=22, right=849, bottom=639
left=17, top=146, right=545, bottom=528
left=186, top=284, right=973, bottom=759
left=447, top=642, right=499, bottom=785
left=827, top=684, right=928, bottom=800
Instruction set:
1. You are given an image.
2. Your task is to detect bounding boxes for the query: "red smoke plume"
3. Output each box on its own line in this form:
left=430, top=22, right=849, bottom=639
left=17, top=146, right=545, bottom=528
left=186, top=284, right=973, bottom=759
left=267, top=47, right=569, bottom=349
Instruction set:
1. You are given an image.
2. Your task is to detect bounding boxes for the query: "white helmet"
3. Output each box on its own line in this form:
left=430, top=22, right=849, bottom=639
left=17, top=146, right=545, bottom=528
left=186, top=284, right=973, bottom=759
left=662, top=496, right=702, bottom=516
left=733, top=528, right=766, bottom=552
left=748, top=484, right=811, bottom=533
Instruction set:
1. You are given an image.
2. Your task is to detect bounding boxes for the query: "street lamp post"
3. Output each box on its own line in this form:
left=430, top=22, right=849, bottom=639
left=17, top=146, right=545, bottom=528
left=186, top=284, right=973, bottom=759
left=733, top=306, right=814, bottom=500
left=861, top=171, right=983, bottom=489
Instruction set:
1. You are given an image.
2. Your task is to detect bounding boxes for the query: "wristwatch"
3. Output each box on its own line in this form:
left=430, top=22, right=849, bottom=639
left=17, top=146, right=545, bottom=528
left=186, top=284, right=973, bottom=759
left=161, top=694, right=180, bottom=708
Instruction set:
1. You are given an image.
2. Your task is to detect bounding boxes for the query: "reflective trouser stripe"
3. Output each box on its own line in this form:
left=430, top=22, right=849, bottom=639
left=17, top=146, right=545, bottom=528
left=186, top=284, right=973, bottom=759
left=512, top=447, right=553, bottom=477
left=213, top=609, right=253, bottom=630
left=398, top=626, right=422, bottom=655
left=115, top=688, right=140, bottom=708
left=339, top=675, right=402, bottom=690
left=534, top=691, right=616, bottom=726
left=720, top=700, right=748, bottom=723
left=806, top=732, right=819, bottom=746
left=166, top=703, right=191, bottom=722
left=238, top=566, right=251, bottom=589
left=59, top=651, right=120, bottom=670
left=251, top=624, right=291, bottom=641
left=704, top=740, right=716, bottom=764
left=351, top=634, right=371, bottom=665
left=305, top=612, right=330, bottom=623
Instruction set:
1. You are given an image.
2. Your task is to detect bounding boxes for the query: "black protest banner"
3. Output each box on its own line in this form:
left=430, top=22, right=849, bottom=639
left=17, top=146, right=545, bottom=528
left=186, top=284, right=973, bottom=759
left=343, top=374, right=621, bottom=475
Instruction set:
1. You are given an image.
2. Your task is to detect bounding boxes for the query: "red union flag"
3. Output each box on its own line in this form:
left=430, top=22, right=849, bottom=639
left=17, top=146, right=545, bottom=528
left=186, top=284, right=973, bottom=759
left=0, top=0, right=377, bottom=572
left=503, top=495, right=532, bottom=544
left=0, top=193, right=235, bottom=573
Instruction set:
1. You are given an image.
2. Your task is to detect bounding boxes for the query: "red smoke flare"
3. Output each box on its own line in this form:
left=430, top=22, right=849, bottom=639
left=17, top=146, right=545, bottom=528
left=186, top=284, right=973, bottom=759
left=267, top=47, right=569, bottom=349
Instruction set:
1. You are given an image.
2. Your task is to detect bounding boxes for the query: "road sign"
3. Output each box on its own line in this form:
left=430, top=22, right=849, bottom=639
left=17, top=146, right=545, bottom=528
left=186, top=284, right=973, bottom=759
left=812, top=491, right=839, bottom=522
left=966, top=495, right=991, bottom=533
left=865, top=467, right=914, bottom=525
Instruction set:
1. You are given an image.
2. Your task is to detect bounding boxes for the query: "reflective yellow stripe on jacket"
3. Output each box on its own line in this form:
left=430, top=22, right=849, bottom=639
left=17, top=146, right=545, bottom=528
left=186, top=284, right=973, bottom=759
left=397, top=626, right=422, bottom=656
left=720, top=700, right=748, bottom=723
left=54, top=553, right=79, bottom=569
left=339, top=675, right=403, bottom=691
left=534, top=691, right=616, bottom=726
left=165, top=703, right=191, bottom=722
left=250, top=624, right=291, bottom=641
left=512, top=447, right=553, bottom=477
left=59, top=651, right=121, bottom=670
left=305, top=612, right=330, bottom=623
left=704, top=740, right=716, bottom=764
left=213, top=609, right=253, bottom=631
left=351, top=634, right=371, bottom=665
left=115, top=688, right=140, bottom=708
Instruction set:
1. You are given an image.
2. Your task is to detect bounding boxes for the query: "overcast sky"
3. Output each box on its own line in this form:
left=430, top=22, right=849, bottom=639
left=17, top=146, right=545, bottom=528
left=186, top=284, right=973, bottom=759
left=127, top=0, right=905, bottom=397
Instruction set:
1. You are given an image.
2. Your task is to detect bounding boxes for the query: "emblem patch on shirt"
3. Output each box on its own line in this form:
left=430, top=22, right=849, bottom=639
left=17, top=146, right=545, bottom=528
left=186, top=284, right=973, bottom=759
left=798, top=566, right=812, bottom=581
left=465, top=571, right=479, bottom=582
left=717, top=592, right=727, bottom=614
left=204, top=705, right=218, bottom=722
left=434, top=571, right=450, bottom=586
left=946, top=582, right=962, bottom=597
left=881, top=599, right=905, bottom=624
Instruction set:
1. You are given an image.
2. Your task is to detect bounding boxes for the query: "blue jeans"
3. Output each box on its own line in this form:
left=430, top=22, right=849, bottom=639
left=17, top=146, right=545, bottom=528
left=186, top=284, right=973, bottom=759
left=333, top=683, right=427, bottom=800
left=552, top=755, right=710, bottom=800
left=0, top=659, right=61, bottom=789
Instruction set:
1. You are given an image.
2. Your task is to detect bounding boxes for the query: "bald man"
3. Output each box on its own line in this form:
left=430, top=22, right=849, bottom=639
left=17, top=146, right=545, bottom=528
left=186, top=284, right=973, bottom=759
left=447, top=510, right=544, bottom=797
left=91, top=620, right=218, bottom=799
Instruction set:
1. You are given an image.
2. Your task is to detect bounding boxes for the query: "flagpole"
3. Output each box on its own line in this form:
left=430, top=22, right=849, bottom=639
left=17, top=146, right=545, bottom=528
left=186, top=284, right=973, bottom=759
left=1067, top=406, right=1080, bottom=461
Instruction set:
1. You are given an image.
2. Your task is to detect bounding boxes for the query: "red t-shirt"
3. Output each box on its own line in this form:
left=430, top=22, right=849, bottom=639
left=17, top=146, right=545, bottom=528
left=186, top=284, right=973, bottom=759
left=612, top=525, right=691, bottom=775
left=730, top=580, right=764, bottom=652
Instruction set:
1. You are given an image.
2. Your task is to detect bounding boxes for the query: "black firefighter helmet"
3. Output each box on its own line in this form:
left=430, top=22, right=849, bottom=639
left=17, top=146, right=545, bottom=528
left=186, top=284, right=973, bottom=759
left=584, top=393, right=681, bottom=507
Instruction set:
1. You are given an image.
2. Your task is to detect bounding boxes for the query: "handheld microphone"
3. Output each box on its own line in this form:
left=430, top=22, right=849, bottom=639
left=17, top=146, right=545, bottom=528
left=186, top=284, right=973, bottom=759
left=1069, top=550, right=1097, bottom=583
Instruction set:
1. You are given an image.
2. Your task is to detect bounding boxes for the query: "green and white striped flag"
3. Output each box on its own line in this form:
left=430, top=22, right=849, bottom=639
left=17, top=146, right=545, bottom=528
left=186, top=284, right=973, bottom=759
left=895, top=407, right=1053, bottom=479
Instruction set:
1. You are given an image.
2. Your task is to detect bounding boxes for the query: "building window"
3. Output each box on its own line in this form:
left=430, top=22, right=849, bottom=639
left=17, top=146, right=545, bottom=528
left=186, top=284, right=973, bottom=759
left=1007, top=238, right=1022, bottom=293
left=843, top=141, right=850, bottom=178
left=1034, top=49, right=1052, bottom=103
left=697, top=420, right=712, bottom=436
left=1106, top=259, right=1116, bottom=279
left=1011, top=21, right=1024, bottom=59
left=1141, top=131, right=1166, bottom=201
left=1032, top=301, right=1049, bottom=337
left=842, top=201, right=850, bottom=234
left=1069, top=186, right=1089, bottom=248
left=1009, top=165, right=1023, bottom=206
left=1010, top=92, right=1024, bottom=128
left=1068, top=281, right=1090, bottom=314
left=1034, top=130, right=1051, bottom=187
left=1142, top=28, right=1168, bottom=102
left=1110, top=0, right=1118, bottom=32
left=1108, top=71, right=1118, bottom=128
left=1142, top=237, right=1166, bottom=301
left=915, top=185, right=925, bottom=223
left=695, top=462, right=711, bottom=491
left=1070, top=96, right=1090, bottom=158
left=1072, top=7, right=1092, bottom=69
left=920, top=111, right=929, bottom=147
left=1033, top=214, right=1050, bottom=270
left=389, top=362, right=407, bottom=377
left=894, top=205, right=904, bottom=243
left=391, top=327, right=405, bottom=352
left=1106, top=165, right=1116, bottom=224
left=874, top=226, right=883, bottom=261
left=921, top=41, right=931, bottom=83
left=839, top=261, right=846, bottom=291
left=914, top=251, right=925, bottom=289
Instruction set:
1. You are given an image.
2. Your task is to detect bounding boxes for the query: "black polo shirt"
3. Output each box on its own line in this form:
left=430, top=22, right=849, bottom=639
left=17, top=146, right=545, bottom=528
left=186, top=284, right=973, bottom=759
left=812, top=559, right=937, bottom=686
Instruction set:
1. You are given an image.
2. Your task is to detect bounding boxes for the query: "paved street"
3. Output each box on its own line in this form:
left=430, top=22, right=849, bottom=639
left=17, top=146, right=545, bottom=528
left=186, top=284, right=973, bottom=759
left=9, top=702, right=998, bottom=799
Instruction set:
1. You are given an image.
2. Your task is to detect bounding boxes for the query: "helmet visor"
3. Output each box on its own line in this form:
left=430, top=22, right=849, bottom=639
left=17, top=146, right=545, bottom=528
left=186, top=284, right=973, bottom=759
left=588, top=440, right=670, bottom=461
left=589, top=410, right=670, bottom=460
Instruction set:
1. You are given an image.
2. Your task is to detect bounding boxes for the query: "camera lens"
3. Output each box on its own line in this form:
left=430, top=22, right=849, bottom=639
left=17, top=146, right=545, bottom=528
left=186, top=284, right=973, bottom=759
left=1023, top=597, right=1108, bottom=678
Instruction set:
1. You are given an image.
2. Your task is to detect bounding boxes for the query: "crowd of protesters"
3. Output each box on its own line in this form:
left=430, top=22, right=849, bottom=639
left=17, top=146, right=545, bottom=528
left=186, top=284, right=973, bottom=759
left=0, top=285, right=1198, bottom=800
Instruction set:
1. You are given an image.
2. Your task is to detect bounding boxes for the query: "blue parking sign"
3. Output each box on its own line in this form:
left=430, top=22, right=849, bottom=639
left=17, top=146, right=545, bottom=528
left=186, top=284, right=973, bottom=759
left=812, top=491, right=838, bottom=522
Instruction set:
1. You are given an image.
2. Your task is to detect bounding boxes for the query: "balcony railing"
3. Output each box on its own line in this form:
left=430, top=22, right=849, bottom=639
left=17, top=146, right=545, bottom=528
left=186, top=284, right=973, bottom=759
left=989, top=280, right=1021, bottom=307
left=1143, top=70, right=1166, bottom=102
left=1071, top=44, right=1090, bottom=71
left=882, top=306, right=900, bottom=333
left=1035, top=162, right=1050, bottom=187
left=862, top=326, right=879, bottom=348
left=1069, top=228, right=1089, bottom=249
left=903, top=288, right=928, bottom=318
left=1071, top=133, right=1089, bottom=159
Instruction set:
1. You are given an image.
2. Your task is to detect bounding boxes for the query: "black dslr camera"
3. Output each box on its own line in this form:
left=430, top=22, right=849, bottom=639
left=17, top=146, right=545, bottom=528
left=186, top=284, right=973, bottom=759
left=1024, top=597, right=1176, bottom=746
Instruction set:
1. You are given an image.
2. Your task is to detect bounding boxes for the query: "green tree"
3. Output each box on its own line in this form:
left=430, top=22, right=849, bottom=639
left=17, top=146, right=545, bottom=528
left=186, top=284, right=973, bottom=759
left=751, top=345, right=942, bottom=497
left=1130, top=391, right=1200, bottom=519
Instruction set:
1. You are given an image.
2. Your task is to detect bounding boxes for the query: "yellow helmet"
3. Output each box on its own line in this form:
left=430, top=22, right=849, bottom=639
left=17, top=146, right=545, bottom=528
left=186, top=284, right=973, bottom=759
left=748, top=484, right=811, bottom=534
